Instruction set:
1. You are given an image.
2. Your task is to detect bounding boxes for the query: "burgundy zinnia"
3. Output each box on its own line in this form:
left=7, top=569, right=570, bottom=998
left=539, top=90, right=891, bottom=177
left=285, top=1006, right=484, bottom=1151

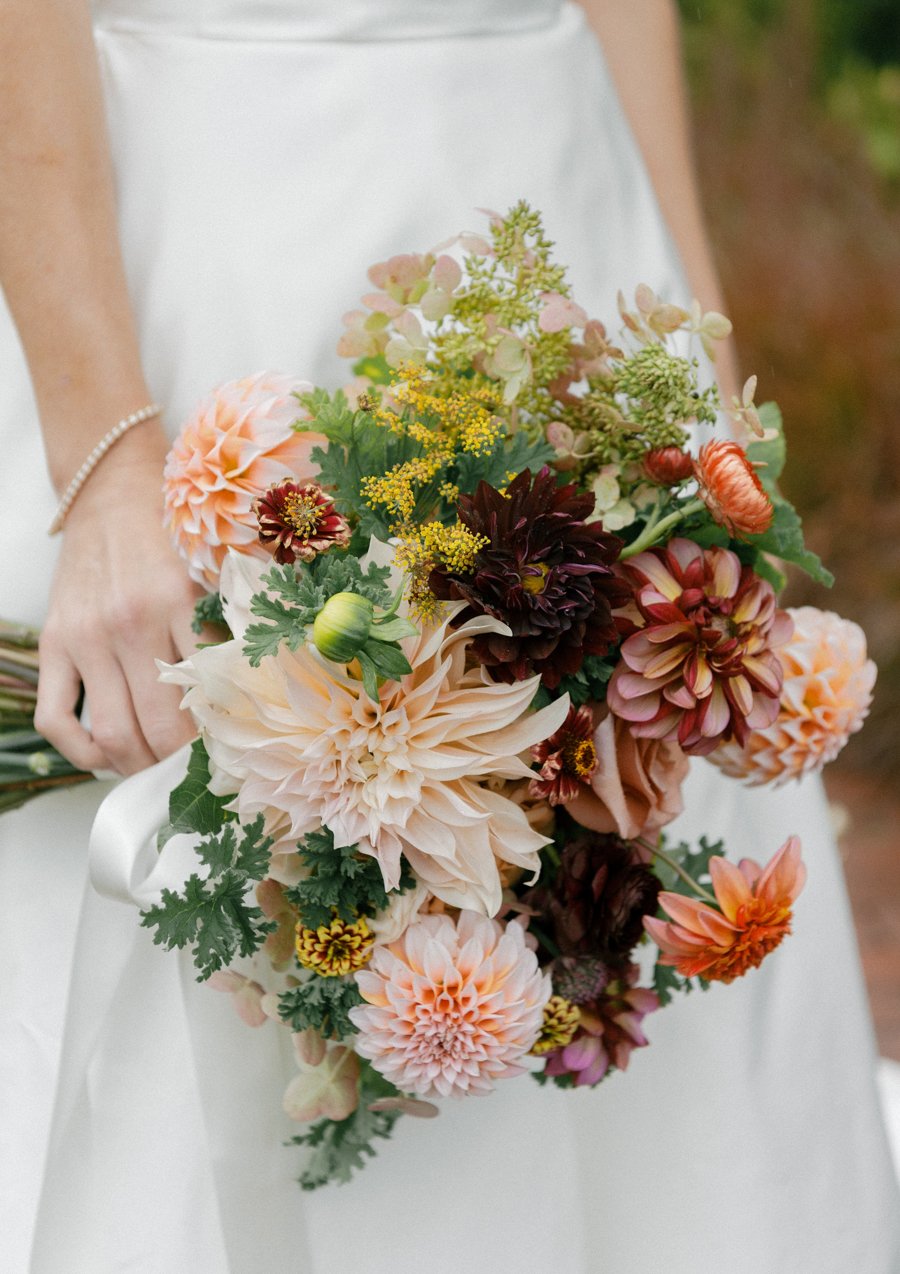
left=529, top=703, right=597, bottom=806
left=429, top=467, right=629, bottom=688
left=607, top=537, right=792, bottom=755
left=254, top=479, right=350, bottom=565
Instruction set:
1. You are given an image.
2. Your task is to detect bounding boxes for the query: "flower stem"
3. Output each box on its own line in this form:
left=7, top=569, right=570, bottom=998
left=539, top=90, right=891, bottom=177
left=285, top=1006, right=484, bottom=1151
left=621, top=498, right=705, bottom=559
left=638, top=837, right=718, bottom=905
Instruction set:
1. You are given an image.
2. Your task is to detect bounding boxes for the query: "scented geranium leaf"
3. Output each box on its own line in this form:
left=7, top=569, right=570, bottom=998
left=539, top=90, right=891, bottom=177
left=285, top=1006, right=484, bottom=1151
left=277, top=977, right=363, bottom=1040
left=284, top=827, right=412, bottom=929
left=141, top=872, right=275, bottom=981
left=295, top=388, right=359, bottom=446
left=196, top=814, right=272, bottom=883
left=452, top=425, right=554, bottom=499
left=157, top=738, right=230, bottom=850
left=652, top=836, right=723, bottom=900
left=289, top=1061, right=403, bottom=1190
left=651, top=960, right=694, bottom=1007
left=553, top=653, right=617, bottom=707
left=242, top=557, right=393, bottom=667
left=744, top=498, right=834, bottom=588
left=191, top=590, right=227, bottom=635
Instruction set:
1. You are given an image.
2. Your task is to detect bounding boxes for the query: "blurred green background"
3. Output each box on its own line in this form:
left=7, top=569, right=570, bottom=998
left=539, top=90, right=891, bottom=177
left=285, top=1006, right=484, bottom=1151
left=679, top=0, right=900, bottom=778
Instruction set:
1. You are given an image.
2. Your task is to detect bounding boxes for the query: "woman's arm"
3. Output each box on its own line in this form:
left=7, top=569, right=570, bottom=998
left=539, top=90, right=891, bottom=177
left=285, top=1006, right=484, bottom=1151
left=0, top=0, right=198, bottom=773
left=576, top=0, right=741, bottom=408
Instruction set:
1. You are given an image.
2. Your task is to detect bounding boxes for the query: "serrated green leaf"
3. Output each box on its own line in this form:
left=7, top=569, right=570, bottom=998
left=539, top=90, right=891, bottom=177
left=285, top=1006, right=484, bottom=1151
left=140, top=872, right=275, bottom=981
left=191, top=591, right=227, bottom=635
left=157, top=738, right=230, bottom=850
left=288, top=1060, right=403, bottom=1190
left=744, top=498, right=834, bottom=587
left=277, top=977, right=362, bottom=1040
left=196, top=814, right=272, bottom=882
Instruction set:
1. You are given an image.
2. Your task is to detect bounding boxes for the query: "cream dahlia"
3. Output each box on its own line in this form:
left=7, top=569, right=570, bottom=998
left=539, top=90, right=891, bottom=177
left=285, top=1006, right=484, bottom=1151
left=708, top=607, right=876, bottom=786
left=349, top=911, right=551, bottom=1098
left=607, top=538, right=792, bottom=755
left=161, top=604, right=569, bottom=915
left=163, top=372, right=324, bottom=588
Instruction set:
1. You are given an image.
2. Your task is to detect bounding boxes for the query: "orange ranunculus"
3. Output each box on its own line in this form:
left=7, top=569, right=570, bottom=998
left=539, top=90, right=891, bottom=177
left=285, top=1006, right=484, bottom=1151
left=643, top=835, right=805, bottom=983
left=693, top=438, right=773, bottom=537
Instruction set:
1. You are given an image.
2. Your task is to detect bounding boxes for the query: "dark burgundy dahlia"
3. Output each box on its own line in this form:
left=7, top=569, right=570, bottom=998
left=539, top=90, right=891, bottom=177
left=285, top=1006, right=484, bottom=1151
left=429, top=467, right=629, bottom=688
left=534, top=834, right=661, bottom=964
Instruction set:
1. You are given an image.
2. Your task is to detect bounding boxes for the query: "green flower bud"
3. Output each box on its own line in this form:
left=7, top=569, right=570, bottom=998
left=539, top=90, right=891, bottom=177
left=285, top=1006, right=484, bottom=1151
left=312, top=592, right=375, bottom=663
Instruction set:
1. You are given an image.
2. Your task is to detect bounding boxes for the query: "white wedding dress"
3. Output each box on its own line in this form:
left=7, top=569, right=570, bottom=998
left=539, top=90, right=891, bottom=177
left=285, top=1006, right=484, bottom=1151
left=1, top=3, right=898, bottom=1271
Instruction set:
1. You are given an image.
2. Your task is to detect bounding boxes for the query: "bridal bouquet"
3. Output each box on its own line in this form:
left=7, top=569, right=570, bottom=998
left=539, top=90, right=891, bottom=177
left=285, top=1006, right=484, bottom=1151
left=18, top=204, right=877, bottom=1188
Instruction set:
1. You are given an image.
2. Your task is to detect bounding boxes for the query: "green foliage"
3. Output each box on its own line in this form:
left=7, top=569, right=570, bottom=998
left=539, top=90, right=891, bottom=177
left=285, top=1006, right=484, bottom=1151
left=451, top=425, right=554, bottom=502
left=654, top=835, right=724, bottom=900
left=157, top=737, right=230, bottom=850
left=277, top=977, right=363, bottom=1040
left=141, top=813, right=275, bottom=980
left=242, top=556, right=393, bottom=667
left=531, top=654, right=617, bottom=712
left=303, top=390, right=420, bottom=535
left=745, top=498, right=834, bottom=587
left=191, top=591, right=227, bottom=635
left=289, top=1061, right=404, bottom=1190
left=285, top=827, right=411, bottom=930
left=651, top=959, right=695, bottom=1008
left=531, top=1068, right=577, bottom=1090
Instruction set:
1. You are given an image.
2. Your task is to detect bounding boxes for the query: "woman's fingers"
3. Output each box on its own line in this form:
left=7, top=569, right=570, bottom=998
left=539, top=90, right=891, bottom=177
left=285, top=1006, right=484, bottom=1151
left=76, top=653, right=157, bottom=775
left=118, top=635, right=195, bottom=762
left=34, top=632, right=110, bottom=773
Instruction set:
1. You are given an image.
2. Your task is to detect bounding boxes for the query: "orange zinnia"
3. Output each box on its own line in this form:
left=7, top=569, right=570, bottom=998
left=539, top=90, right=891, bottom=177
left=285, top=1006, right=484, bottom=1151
left=693, top=439, right=773, bottom=537
left=644, top=835, right=805, bottom=983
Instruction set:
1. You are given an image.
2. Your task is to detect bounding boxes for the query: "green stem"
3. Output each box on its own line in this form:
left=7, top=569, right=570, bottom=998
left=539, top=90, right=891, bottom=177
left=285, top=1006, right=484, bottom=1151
left=621, top=498, right=705, bottom=559
left=639, top=837, right=718, bottom=906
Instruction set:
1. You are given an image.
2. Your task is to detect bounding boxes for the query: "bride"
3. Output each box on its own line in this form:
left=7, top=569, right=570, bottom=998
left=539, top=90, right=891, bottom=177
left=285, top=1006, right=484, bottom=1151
left=1, top=1, right=898, bottom=1270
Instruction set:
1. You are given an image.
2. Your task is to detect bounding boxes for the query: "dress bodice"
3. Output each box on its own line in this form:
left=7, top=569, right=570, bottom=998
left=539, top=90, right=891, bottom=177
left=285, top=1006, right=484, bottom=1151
left=90, top=0, right=564, bottom=41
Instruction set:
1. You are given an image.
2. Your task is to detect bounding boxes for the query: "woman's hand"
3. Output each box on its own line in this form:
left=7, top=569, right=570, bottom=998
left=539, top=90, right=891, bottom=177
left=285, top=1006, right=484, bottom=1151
left=35, top=424, right=202, bottom=775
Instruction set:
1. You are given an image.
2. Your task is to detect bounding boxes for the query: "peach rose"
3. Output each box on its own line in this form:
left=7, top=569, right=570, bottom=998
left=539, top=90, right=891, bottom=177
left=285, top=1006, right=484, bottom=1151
left=568, top=707, right=689, bottom=842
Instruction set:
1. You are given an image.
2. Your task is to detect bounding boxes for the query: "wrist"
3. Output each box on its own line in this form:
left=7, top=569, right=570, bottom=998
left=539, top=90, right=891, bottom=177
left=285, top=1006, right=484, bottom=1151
left=49, top=405, right=169, bottom=534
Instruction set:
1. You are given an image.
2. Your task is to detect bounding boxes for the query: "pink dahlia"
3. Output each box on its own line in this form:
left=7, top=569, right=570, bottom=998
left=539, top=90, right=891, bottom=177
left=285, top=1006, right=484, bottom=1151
left=708, top=606, right=876, bottom=786
left=607, top=538, right=792, bottom=755
left=163, top=372, right=324, bottom=588
left=543, top=964, right=658, bottom=1086
left=349, top=911, right=550, bottom=1099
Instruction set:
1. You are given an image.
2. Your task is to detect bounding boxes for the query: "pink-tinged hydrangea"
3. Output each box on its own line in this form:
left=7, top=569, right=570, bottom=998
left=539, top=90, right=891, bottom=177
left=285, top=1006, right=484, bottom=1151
left=163, top=372, right=324, bottom=589
left=708, top=607, right=876, bottom=786
left=607, top=538, right=792, bottom=755
left=349, top=911, right=551, bottom=1099
left=206, top=970, right=267, bottom=1027
left=282, top=1029, right=360, bottom=1123
left=543, top=964, right=658, bottom=1086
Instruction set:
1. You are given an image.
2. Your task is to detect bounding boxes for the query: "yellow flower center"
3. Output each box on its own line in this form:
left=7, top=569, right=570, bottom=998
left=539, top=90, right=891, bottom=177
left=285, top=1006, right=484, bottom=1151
left=521, top=562, right=550, bottom=595
left=562, top=736, right=597, bottom=780
left=283, top=492, right=324, bottom=538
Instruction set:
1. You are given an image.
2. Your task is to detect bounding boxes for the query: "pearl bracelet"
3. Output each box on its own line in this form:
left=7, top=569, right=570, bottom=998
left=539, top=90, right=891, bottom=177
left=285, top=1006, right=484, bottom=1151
left=48, top=402, right=163, bottom=535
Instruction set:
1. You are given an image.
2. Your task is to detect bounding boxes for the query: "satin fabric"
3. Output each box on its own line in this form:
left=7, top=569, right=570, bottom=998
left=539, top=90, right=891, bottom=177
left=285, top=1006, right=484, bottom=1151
left=1, top=3, right=898, bottom=1271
